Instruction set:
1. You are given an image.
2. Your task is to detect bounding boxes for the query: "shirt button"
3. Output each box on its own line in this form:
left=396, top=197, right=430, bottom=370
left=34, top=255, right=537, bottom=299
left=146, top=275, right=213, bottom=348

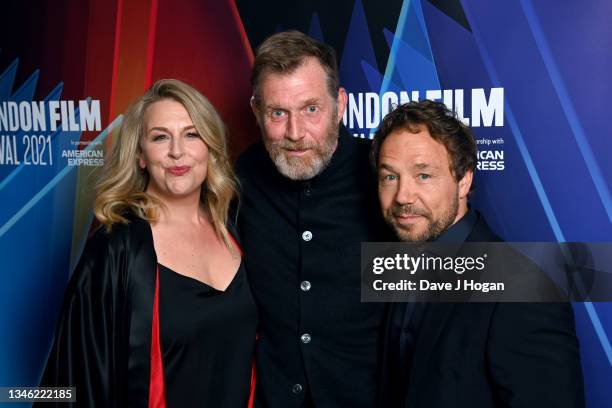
left=300, top=281, right=311, bottom=292
left=292, top=383, right=303, bottom=394
left=304, top=188, right=312, bottom=197
left=302, top=231, right=313, bottom=241
left=301, top=333, right=311, bottom=344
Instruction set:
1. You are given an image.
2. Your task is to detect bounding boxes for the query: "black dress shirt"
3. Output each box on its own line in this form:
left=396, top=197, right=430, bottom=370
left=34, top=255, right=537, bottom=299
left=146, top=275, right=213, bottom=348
left=235, top=128, right=390, bottom=408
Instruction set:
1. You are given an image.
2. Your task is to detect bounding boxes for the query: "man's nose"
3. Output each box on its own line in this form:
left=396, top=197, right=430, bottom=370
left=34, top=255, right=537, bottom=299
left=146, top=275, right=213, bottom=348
left=285, top=113, right=305, bottom=141
left=394, top=178, right=417, bottom=205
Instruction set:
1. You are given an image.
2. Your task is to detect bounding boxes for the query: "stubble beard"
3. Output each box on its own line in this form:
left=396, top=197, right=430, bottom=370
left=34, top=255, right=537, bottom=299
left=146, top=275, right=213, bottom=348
left=387, top=190, right=459, bottom=242
left=263, top=109, right=339, bottom=181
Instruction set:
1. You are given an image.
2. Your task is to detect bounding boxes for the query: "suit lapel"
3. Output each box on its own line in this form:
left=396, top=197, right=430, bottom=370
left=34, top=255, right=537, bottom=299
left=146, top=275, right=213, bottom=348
left=404, top=302, right=457, bottom=404
left=395, top=211, right=499, bottom=405
left=377, top=303, right=404, bottom=407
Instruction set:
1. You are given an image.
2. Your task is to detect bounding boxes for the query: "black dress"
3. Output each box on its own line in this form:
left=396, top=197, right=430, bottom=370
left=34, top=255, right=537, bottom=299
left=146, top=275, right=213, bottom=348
left=158, top=260, right=257, bottom=407
left=39, top=215, right=257, bottom=407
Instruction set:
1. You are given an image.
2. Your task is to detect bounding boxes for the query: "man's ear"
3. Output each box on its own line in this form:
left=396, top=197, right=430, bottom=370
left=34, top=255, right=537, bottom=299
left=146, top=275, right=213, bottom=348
left=336, top=87, right=348, bottom=124
left=250, top=96, right=262, bottom=127
left=458, top=170, right=473, bottom=199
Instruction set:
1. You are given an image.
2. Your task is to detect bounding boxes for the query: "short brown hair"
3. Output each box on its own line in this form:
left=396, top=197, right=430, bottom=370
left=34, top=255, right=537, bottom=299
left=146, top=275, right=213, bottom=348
left=251, top=30, right=339, bottom=106
left=371, top=100, right=477, bottom=184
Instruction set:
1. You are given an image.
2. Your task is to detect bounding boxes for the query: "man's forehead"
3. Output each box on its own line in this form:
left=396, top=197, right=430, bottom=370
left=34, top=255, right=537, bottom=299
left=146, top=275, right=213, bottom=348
left=379, top=154, right=443, bottom=171
left=379, top=130, right=451, bottom=169
left=261, top=84, right=329, bottom=110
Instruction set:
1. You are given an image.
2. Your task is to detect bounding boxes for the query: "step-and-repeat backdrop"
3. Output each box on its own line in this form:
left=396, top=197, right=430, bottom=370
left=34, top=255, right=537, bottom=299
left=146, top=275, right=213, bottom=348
left=1, top=1, right=610, bottom=406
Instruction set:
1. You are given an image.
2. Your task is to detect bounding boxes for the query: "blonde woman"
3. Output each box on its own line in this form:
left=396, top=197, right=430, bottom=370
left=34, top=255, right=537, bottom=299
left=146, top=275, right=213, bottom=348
left=40, top=79, right=257, bottom=407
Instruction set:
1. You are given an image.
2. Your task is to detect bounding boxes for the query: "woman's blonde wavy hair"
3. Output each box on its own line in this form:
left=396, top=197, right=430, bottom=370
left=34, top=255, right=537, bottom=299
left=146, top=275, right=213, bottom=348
left=94, top=79, right=238, bottom=248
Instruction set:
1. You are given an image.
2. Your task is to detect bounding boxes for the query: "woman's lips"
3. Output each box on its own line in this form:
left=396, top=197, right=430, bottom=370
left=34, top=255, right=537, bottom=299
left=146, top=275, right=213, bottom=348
left=167, top=166, right=191, bottom=176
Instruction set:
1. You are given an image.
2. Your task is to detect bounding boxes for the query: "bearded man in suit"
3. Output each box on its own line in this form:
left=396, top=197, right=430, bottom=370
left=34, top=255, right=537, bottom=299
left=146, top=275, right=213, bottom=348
left=373, top=100, right=584, bottom=408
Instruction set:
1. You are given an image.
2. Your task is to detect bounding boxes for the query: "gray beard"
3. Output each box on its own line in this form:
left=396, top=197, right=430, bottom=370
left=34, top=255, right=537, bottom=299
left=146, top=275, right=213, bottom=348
left=263, top=113, right=339, bottom=181
left=266, top=135, right=337, bottom=180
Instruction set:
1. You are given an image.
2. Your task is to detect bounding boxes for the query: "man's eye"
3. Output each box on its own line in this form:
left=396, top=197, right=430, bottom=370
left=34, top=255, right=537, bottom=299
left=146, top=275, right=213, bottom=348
left=270, top=110, right=286, bottom=119
left=418, top=173, right=431, bottom=181
left=380, top=174, right=398, bottom=182
left=306, top=106, right=318, bottom=114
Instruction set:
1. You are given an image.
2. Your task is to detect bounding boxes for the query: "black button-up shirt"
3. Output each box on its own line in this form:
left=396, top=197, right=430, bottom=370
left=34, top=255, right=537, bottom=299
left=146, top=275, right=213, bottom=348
left=236, top=128, right=389, bottom=408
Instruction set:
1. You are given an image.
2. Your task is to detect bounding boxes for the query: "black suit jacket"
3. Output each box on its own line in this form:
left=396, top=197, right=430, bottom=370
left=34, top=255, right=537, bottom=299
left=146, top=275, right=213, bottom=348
left=379, top=213, right=584, bottom=408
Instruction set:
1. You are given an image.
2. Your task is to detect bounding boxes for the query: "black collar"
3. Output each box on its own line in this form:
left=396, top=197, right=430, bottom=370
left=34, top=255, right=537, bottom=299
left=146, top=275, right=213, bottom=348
left=435, top=208, right=478, bottom=243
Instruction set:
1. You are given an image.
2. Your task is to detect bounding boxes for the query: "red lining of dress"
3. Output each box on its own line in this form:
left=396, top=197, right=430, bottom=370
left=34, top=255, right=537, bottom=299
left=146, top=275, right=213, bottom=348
left=148, top=266, right=167, bottom=408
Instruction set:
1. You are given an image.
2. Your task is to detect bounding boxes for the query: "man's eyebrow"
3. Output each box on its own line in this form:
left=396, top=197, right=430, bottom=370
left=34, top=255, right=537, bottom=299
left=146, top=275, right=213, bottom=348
left=301, top=98, right=322, bottom=106
left=413, top=162, right=440, bottom=170
left=264, top=98, right=322, bottom=110
left=378, top=163, right=397, bottom=172
left=263, top=103, right=283, bottom=111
